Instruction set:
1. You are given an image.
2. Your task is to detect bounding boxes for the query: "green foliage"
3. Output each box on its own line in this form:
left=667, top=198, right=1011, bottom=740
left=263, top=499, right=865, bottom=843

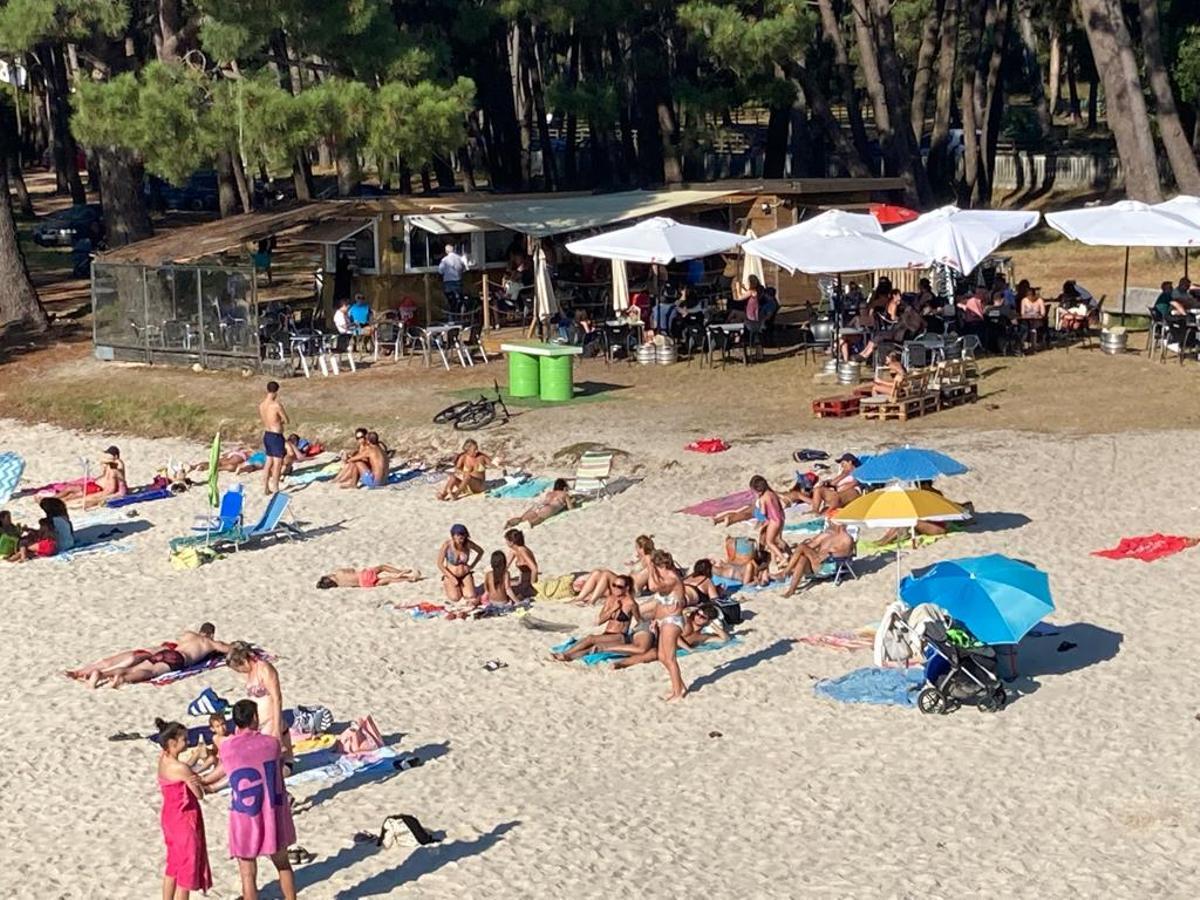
left=678, top=0, right=812, bottom=74
left=1176, top=26, right=1200, bottom=104
left=0, top=0, right=128, bottom=52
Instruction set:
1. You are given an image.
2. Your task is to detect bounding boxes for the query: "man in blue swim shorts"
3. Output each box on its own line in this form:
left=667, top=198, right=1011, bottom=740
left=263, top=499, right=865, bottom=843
left=257, top=381, right=289, bottom=495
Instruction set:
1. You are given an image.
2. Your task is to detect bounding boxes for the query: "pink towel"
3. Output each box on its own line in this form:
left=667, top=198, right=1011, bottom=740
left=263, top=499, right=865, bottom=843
left=218, top=730, right=296, bottom=858
left=677, top=489, right=755, bottom=517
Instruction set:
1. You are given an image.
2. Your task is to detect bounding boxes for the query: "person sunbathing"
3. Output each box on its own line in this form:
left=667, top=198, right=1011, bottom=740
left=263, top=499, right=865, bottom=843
left=505, top=529, right=539, bottom=600
left=750, top=475, right=789, bottom=564
left=679, top=602, right=729, bottom=649
left=782, top=471, right=818, bottom=507
left=504, top=478, right=574, bottom=528
left=683, top=559, right=721, bottom=603
left=316, top=564, right=422, bottom=589
left=55, top=450, right=128, bottom=508
left=188, top=447, right=261, bottom=475
left=710, top=548, right=771, bottom=588
left=437, top=523, right=483, bottom=602
left=781, top=523, right=855, bottom=597
left=437, top=439, right=491, bottom=500
left=552, top=575, right=640, bottom=661
left=573, top=535, right=655, bottom=604
left=65, top=623, right=231, bottom=689
left=871, top=351, right=907, bottom=398
left=811, top=454, right=861, bottom=513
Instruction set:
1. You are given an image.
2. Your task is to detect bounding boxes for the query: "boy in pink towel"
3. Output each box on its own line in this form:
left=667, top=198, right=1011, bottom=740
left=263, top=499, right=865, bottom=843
left=214, top=700, right=297, bottom=900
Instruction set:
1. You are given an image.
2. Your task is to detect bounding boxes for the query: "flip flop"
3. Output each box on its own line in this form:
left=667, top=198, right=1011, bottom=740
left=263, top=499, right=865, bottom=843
left=287, top=846, right=315, bottom=865
left=108, top=731, right=142, bottom=742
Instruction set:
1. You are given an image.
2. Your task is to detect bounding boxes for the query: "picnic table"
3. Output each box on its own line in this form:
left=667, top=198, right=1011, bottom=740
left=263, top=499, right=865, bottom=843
left=499, top=341, right=583, bottom=401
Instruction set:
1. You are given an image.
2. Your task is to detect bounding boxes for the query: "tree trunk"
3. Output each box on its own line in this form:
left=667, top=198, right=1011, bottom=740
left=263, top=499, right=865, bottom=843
left=0, top=140, right=47, bottom=329
left=563, top=26, right=580, bottom=188
left=9, top=158, right=35, bottom=218
left=508, top=23, right=532, bottom=190
left=215, top=148, right=240, bottom=217
left=910, top=0, right=943, bottom=143
left=978, top=0, right=1012, bottom=204
left=95, top=147, right=153, bottom=246
left=230, top=150, right=253, bottom=212
left=786, top=64, right=872, bottom=178
left=1066, top=39, right=1082, bottom=126
left=657, top=98, right=683, bottom=185
left=866, top=0, right=931, bottom=205
left=764, top=103, right=790, bottom=179
left=1078, top=0, right=1162, bottom=201
left=815, top=0, right=871, bottom=165
left=1048, top=24, right=1062, bottom=114
left=928, top=0, right=960, bottom=195
left=609, top=30, right=638, bottom=183
left=850, top=1, right=891, bottom=138
left=958, top=0, right=985, bottom=206
left=155, top=0, right=189, bottom=62
left=0, top=104, right=35, bottom=217
left=335, top=143, right=361, bottom=196
left=1138, top=0, right=1200, bottom=194
left=1086, top=72, right=1098, bottom=131
left=292, top=153, right=314, bottom=201
left=789, top=84, right=815, bottom=177
left=1016, top=0, right=1052, bottom=140
left=521, top=20, right=557, bottom=190
left=44, top=44, right=87, bottom=204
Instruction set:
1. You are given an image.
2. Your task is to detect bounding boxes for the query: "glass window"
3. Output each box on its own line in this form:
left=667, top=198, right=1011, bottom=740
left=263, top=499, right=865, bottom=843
left=401, top=216, right=509, bottom=272
left=338, top=221, right=378, bottom=274
left=483, top=229, right=511, bottom=266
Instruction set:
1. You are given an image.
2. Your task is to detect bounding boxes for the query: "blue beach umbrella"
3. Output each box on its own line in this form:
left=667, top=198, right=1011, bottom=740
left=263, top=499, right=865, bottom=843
left=899, top=554, right=1054, bottom=644
left=854, top=446, right=968, bottom=486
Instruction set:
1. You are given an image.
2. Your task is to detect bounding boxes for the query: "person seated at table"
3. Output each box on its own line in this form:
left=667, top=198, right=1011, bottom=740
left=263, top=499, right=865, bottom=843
left=1154, top=280, right=1176, bottom=317
left=731, top=275, right=763, bottom=325
left=504, top=478, right=573, bottom=529
left=1020, top=286, right=1047, bottom=320
left=853, top=290, right=922, bottom=362
left=437, top=439, right=491, bottom=500
left=348, top=293, right=374, bottom=336
left=710, top=548, right=772, bottom=588
left=651, top=284, right=681, bottom=334
left=781, top=522, right=855, bottom=597
left=1055, top=279, right=1097, bottom=329
left=916, top=277, right=937, bottom=310
left=1172, top=277, right=1196, bottom=304
left=811, top=453, right=861, bottom=514
left=955, top=287, right=986, bottom=336
left=993, top=275, right=1017, bottom=311
left=871, top=351, right=907, bottom=399
left=316, top=564, right=422, bottom=589
left=551, top=574, right=640, bottom=660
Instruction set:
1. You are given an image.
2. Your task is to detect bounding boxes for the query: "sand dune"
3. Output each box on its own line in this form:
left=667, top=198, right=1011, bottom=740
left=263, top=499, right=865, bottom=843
left=1, top=416, right=1197, bottom=898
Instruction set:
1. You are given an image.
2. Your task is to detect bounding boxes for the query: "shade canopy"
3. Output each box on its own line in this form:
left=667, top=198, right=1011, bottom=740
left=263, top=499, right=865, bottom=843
left=887, top=206, right=1040, bottom=273
left=833, top=484, right=970, bottom=529
left=565, top=216, right=746, bottom=265
left=1045, top=200, right=1200, bottom=247
left=900, top=554, right=1054, bottom=645
left=853, top=447, right=968, bottom=486
left=739, top=228, right=765, bottom=285
left=742, top=210, right=932, bottom=275
left=1152, top=195, right=1200, bottom=226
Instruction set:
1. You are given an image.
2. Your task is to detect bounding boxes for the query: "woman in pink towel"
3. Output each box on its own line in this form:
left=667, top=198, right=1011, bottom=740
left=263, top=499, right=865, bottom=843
left=155, top=719, right=212, bottom=899
left=212, top=700, right=296, bottom=900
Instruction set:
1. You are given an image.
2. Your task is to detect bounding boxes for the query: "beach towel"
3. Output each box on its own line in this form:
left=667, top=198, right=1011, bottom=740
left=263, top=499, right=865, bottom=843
left=390, top=470, right=446, bottom=492
left=813, top=666, right=925, bottom=707
left=489, top=477, right=553, bottom=500
left=677, top=489, right=756, bottom=518
left=784, top=518, right=824, bottom=534
left=533, top=573, right=577, bottom=601
left=0, top=452, right=24, bottom=505
left=685, top=438, right=730, bottom=453
left=550, top=636, right=742, bottom=666
left=148, top=646, right=274, bottom=686
left=285, top=462, right=341, bottom=486
left=797, top=629, right=877, bottom=652
left=711, top=574, right=789, bottom=595
left=52, top=541, right=135, bottom=563
left=857, top=531, right=951, bottom=558
left=217, top=730, right=296, bottom=856
left=284, top=746, right=398, bottom=787
left=1091, top=533, right=1200, bottom=562
left=106, top=486, right=173, bottom=508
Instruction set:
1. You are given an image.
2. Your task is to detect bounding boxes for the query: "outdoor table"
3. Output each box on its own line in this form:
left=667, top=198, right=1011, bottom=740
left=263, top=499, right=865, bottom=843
left=705, top=322, right=745, bottom=367
left=499, top=341, right=583, bottom=401
left=417, top=324, right=459, bottom=368
left=601, top=320, right=644, bottom=362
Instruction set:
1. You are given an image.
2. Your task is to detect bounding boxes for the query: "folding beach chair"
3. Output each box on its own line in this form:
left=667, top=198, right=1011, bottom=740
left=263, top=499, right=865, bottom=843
left=221, top=492, right=302, bottom=550
left=170, top=485, right=245, bottom=551
left=798, top=526, right=859, bottom=589
left=569, top=450, right=613, bottom=500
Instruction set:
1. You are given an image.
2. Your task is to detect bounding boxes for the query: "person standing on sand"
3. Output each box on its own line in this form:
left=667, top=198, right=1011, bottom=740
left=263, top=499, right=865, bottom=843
left=210, top=700, right=297, bottom=900
left=645, top=549, right=688, bottom=702
left=155, top=719, right=212, bottom=899
left=258, top=381, right=288, bottom=495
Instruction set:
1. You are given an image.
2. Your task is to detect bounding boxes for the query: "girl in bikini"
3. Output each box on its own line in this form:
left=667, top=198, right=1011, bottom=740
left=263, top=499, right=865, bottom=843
left=504, top=529, right=539, bottom=600
left=573, top=534, right=655, bottom=604
left=316, top=565, right=422, bottom=589
left=750, top=475, right=789, bottom=564
left=552, top=575, right=640, bottom=661
left=679, top=603, right=729, bottom=649
left=711, top=548, right=772, bottom=588
left=812, top=454, right=862, bottom=513
left=483, top=551, right=519, bottom=608
left=683, top=559, right=721, bottom=603
left=646, top=549, right=688, bottom=701
left=437, top=439, right=491, bottom=500
left=503, top=478, right=573, bottom=528
left=437, top=523, right=483, bottom=601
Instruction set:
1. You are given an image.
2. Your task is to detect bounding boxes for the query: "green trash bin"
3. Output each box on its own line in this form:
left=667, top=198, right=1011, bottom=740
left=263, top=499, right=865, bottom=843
left=508, top=351, right=540, bottom=398
left=539, top=353, right=574, bottom=402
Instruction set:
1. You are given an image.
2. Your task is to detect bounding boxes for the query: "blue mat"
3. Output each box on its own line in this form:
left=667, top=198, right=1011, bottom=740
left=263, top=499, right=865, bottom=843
left=712, top=574, right=788, bottom=595
left=551, top=636, right=742, bottom=665
left=107, top=487, right=172, bottom=508
left=489, top=477, right=553, bottom=500
left=784, top=519, right=824, bottom=534
left=813, top=666, right=925, bottom=708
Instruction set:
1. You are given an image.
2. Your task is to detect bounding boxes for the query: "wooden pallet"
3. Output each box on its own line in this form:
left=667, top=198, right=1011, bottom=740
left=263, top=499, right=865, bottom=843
left=940, top=382, right=979, bottom=408
left=860, top=392, right=940, bottom=421
left=812, top=395, right=861, bottom=418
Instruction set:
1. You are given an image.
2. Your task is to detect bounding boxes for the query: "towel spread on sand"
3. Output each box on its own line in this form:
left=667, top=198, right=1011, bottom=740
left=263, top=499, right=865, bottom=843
left=550, top=636, right=742, bottom=665
left=712, top=574, right=789, bottom=595
left=284, top=746, right=398, bottom=787
left=797, top=630, right=877, bottom=652
left=106, top=486, right=173, bottom=508
left=148, top=646, right=274, bottom=686
left=677, top=489, right=755, bottom=518
left=784, top=519, right=824, bottom=534
left=489, top=477, right=553, bottom=499
left=813, top=666, right=925, bottom=707
left=53, top=541, right=134, bottom=563
left=1092, top=533, right=1200, bottom=562
left=858, top=532, right=950, bottom=558
left=533, top=574, right=578, bottom=601
left=285, top=462, right=342, bottom=486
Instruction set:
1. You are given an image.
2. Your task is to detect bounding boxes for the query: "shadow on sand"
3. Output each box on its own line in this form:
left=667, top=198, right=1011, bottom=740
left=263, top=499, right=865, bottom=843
left=688, top=639, right=795, bottom=695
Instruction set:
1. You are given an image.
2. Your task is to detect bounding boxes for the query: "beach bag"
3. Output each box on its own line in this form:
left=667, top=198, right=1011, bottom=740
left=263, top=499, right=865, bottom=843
left=0, top=533, right=17, bottom=558
left=169, top=547, right=217, bottom=570
left=716, top=599, right=743, bottom=627
left=725, top=536, right=757, bottom=564
left=292, top=705, right=334, bottom=737
left=337, top=715, right=384, bottom=755
left=378, top=813, right=439, bottom=848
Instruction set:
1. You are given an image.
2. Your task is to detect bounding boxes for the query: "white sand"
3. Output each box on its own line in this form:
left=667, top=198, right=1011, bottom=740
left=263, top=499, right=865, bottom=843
left=1, top=416, right=1198, bottom=898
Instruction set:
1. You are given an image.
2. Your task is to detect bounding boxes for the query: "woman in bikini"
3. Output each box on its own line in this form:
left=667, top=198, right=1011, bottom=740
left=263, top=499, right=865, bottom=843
left=573, top=534, right=655, bottom=604
left=483, top=551, right=519, bottom=608
left=679, top=602, right=729, bottom=649
left=437, top=439, right=491, bottom=500
left=316, top=564, right=422, bottom=589
left=226, top=642, right=293, bottom=773
left=504, top=478, right=573, bottom=528
left=811, top=454, right=862, bottom=514
left=437, top=523, right=483, bottom=601
left=683, top=559, right=721, bottom=603
left=646, top=549, right=688, bottom=701
left=504, top=529, right=539, bottom=600
left=552, top=575, right=640, bottom=661
left=750, top=475, right=789, bottom=564
left=711, top=548, right=772, bottom=588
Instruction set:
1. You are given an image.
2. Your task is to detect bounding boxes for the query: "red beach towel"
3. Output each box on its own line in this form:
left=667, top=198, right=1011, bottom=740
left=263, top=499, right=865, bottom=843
left=686, top=438, right=730, bottom=454
left=1092, top=533, right=1199, bottom=562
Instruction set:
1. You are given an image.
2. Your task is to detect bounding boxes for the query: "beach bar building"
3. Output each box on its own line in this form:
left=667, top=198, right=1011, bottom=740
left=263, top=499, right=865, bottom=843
left=90, top=177, right=902, bottom=369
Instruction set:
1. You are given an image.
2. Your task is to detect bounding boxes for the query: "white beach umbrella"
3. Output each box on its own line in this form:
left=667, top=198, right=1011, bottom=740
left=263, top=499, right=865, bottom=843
left=1045, top=200, right=1200, bottom=313
left=564, top=216, right=746, bottom=265
left=742, top=210, right=932, bottom=275
left=532, top=241, right=558, bottom=323
left=739, top=228, right=765, bottom=285
left=611, top=259, right=630, bottom=313
left=1153, top=195, right=1200, bottom=276
left=887, top=205, right=1040, bottom=274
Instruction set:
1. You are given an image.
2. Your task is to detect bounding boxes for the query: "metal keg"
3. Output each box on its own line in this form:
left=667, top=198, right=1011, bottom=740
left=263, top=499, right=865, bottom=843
left=636, top=343, right=657, bottom=365
left=656, top=343, right=678, bottom=365
left=1100, top=329, right=1127, bottom=355
left=822, top=357, right=840, bottom=376
left=837, top=360, right=862, bottom=384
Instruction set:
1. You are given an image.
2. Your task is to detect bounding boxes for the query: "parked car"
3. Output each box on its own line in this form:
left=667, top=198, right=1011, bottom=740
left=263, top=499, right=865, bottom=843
left=146, top=170, right=220, bottom=211
left=31, top=203, right=104, bottom=247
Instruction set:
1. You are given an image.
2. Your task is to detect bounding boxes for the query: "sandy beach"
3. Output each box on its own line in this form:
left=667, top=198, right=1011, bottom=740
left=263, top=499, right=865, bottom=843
left=1, top=411, right=1198, bottom=899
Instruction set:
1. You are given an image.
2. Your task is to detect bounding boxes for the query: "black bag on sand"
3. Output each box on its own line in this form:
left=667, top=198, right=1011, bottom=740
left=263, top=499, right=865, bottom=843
left=716, top=599, right=743, bottom=627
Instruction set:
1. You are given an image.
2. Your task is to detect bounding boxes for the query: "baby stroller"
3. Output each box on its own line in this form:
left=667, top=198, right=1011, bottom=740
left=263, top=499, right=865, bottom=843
left=917, top=627, right=1007, bottom=715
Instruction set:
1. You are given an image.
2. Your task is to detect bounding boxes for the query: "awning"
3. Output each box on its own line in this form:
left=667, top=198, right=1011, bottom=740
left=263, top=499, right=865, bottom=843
left=432, top=189, right=737, bottom=237
left=403, top=214, right=488, bottom=235
left=290, top=218, right=374, bottom=245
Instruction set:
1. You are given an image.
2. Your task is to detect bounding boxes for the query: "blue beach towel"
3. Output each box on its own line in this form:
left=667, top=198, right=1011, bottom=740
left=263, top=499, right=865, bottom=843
left=550, top=636, right=742, bottom=666
left=712, top=574, right=788, bottom=595
left=784, top=519, right=824, bottom=534
left=813, top=666, right=925, bottom=708
left=106, top=487, right=173, bottom=508
left=489, top=477, right=553, bottom=499
left=53, top=542, right=134, bottom=563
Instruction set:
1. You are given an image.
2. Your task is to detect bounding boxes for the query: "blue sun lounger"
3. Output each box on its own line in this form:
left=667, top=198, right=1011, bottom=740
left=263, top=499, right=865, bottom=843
left=218, top=492, right=301, bottom=550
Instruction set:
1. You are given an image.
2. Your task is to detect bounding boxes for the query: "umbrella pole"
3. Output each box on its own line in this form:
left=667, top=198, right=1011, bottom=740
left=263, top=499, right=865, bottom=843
left=1121, top=246, right=1129, bottom=318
